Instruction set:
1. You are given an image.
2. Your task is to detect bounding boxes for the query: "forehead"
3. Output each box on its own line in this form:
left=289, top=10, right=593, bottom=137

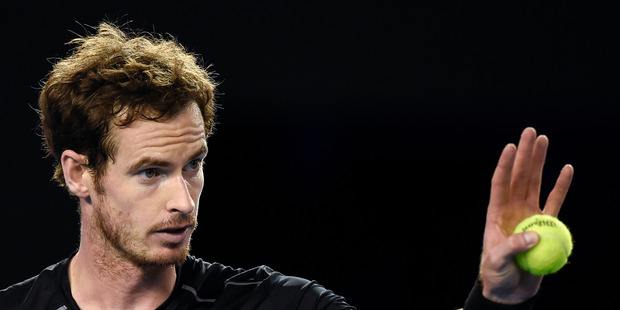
left=112, top=103, right=206, bottom=158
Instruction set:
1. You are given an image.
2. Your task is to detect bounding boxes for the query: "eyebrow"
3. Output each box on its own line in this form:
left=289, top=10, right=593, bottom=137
left=127, top=145, right=208, bottom=173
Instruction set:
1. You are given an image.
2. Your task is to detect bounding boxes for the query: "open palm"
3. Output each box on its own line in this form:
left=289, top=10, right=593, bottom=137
left=480, top=128, right=574, bottom=304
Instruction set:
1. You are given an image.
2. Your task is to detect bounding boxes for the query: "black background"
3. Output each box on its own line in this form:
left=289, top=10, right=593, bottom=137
left=1, top=1, right=618, bottom=309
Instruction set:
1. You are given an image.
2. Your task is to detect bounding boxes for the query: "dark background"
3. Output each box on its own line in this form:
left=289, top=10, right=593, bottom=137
left=1, top=1, right=618, bottom=309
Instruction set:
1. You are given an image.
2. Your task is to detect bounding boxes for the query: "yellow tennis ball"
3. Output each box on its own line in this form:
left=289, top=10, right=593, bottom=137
left=513, top=214, right=573, bottom=275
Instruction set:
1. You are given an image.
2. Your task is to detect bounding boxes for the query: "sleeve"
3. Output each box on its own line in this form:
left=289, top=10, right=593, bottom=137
left=211, top=266, right=356, bottom=310
left=294, top=280, right=357, bottom=310
left=0, top=277, right=37, bottom=310
left=0, top=289, right=22, bottom=310
left=462, top=279, right=536, bottom=310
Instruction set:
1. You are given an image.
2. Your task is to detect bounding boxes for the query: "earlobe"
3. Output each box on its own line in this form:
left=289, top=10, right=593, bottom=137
left=61, top=150, right=91, bottom=198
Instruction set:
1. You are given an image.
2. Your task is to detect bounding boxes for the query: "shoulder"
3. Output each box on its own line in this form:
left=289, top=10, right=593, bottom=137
left=219, top=265, right=356, bottom=310
left=254, top=268, right=356, bottom=309
left=0, top=258, right=71, bottom=310
left=0, top=275, right=39, bottom=310
left=174, top=258, right=355, bottom=309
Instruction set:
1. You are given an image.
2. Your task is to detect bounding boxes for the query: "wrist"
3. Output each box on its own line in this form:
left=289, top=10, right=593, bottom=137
left=464, top=279, right=536, bottom=310
left=482, top=285, right=526, bottom=305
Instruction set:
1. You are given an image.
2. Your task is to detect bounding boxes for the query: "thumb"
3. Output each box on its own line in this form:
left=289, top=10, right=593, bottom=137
left=484, top=232, right=540, bottom=271
left=480, top=232, right=543, bottom=303
left=505, top=231, right=540, bottom=257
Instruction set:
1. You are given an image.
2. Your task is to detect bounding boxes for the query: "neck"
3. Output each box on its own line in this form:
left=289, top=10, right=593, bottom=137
left=69, top=219, right=177, bottom=309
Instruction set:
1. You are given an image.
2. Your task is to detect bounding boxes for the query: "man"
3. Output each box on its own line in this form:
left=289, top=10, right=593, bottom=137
left=0, top=22, right=573, bottom=309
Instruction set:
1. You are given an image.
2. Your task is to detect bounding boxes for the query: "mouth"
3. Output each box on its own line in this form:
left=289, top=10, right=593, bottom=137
left=152, top=224, right=194, bottom=244
left=156, top=224, right=193, bottom=234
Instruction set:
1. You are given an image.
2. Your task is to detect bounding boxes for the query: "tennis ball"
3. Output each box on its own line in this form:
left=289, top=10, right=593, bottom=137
left=513, top=214, right=573, bottom=275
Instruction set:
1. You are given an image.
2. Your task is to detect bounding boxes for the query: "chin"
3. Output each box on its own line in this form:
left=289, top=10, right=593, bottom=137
left=153, top=245, right=191, bottom=266
left=132, top=243, right=191, bottom=268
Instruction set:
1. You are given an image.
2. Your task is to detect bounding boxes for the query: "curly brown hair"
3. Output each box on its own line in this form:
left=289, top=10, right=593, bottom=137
left=38, top=22, right=217, bottom=191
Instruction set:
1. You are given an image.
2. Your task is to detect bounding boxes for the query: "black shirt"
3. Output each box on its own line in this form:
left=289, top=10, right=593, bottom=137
left=0, top=254, right=356, bottom=310
left=1, top=254, right=536, bottom=309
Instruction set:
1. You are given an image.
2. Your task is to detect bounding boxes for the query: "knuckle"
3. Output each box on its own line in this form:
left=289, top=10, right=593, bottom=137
left=508, top=234, right=524, bottom=249
left=484, top=250, right=506, bottom=268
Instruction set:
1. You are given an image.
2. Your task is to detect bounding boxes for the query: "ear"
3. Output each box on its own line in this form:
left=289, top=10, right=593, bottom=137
left=60, top=150, right=92, bottom=198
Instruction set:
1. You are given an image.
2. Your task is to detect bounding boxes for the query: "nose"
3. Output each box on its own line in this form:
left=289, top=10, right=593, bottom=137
left=166, top=175, right=196, bottom=214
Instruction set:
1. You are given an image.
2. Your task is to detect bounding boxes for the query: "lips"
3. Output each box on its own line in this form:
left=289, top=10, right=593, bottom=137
left=153, top=224, right=194, bottom=244
left=157, top=225, right=192, bottom=234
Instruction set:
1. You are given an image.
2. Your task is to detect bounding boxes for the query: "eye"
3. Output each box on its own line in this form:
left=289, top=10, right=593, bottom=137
left=186, top=159, right=202, bottom=171
left=140, top=168, right=159, bottom=179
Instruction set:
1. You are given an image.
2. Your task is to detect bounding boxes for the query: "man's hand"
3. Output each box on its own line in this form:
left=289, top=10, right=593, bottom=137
left=480, top=127, right=574, bottom=304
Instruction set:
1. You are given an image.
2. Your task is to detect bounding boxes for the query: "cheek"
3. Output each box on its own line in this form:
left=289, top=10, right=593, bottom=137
left=99, top=185, right=149, bottom=224
left=190, top=176, right=204, bottom=203
left=99, top=172, right=139, bottom=204
left=100, top=198, right=132, bottom=226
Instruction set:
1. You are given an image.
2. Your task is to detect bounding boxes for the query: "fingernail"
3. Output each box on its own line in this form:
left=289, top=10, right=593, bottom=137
left=524, top=232, right=539, bottom=245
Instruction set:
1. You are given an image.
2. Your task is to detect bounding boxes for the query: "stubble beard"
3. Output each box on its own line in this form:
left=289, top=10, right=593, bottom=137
left=92, top=200, right=197, bottom=268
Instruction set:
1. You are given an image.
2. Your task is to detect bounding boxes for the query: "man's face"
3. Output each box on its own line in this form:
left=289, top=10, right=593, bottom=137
left=90, top=102, right=207, bottom=267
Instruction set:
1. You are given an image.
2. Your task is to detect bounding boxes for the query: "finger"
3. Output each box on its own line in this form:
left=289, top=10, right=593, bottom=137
left=490, top=143, right=517, bottom=207
left=510, top=128, right=537, bottom=199
left=543, top=164, right=575, bottom=217
left=526, top=135, right=549, bottom=206
left=484, top=231, right=540, bottom=271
